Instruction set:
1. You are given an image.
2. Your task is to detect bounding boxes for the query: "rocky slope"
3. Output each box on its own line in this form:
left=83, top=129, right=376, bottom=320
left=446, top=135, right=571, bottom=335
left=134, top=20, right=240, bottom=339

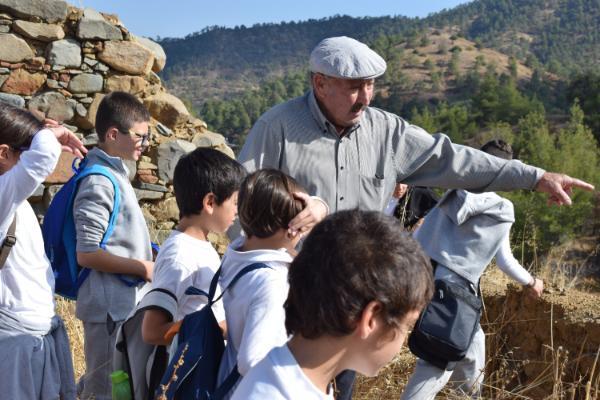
left=0, top=0, right=232, bottom=247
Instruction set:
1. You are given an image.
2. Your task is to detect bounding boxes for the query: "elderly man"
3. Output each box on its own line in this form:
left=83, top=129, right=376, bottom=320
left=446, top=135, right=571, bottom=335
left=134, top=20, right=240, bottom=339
left=237, top=36, right=593, bottom=399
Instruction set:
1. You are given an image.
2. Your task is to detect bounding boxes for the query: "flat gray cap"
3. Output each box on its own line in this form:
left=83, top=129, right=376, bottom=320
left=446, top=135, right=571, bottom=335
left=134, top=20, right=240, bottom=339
left=309, top=36, right=387, bottom=79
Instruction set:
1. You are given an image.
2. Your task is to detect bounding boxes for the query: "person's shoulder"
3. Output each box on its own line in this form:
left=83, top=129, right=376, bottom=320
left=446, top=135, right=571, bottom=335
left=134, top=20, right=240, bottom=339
left=258, top=94, right=308, bottom=124
left=364, top=106, right=405, bottom=123
left=159, top=232, right=218, bottom=269
left=232, top=347, right=288, bottom=400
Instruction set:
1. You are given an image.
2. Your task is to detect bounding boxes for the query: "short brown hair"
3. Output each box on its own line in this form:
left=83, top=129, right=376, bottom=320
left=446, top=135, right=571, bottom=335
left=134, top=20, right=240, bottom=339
left=285, top=210, right=434, bottom=339
left=238, top=169, right=306, bottom=238
left=95, top=91, right=150, bottom=141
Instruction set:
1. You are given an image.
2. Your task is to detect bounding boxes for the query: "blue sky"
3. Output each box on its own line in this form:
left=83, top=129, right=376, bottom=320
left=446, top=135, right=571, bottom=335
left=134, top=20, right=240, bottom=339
left=68, top=1, right=472, bottom=39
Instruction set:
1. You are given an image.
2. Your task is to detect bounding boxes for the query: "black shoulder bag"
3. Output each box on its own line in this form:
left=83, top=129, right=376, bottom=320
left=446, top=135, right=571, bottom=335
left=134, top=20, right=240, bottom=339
left=408, top=268, right=482, bottom=371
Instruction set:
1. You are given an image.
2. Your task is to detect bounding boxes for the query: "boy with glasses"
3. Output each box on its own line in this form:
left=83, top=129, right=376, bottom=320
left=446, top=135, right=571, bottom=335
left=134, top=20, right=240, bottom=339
left=73, top=91, right=155, bottom=400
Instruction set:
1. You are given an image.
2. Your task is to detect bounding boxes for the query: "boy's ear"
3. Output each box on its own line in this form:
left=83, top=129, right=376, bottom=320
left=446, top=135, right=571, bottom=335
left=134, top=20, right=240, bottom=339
left=356, top=300, right=383, bottom=340
left=0, top=144, right=9, bottom=160
left=202, top=192, right=217, bottom=214
left=105, top=127, right=119, bottom=142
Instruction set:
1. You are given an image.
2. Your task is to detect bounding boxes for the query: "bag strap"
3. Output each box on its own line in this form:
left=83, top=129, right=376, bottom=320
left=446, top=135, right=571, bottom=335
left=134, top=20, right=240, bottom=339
left=212, top=365, right=240, bottom=400
left=185, top=262, right=272, bottom=304
left=74, top=164, right=122, bottom=250
left=74, top=164, right=142, bottom=288
left=0, top=215, right=17, bottom=269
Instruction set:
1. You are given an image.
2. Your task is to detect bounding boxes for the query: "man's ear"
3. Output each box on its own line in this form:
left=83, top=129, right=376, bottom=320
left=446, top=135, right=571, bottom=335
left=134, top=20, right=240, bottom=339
left=202, top=192, right=217, bottom=215
left=312, top=73, right=328, bottom=99
left=356, top=300, right=383, bottom=340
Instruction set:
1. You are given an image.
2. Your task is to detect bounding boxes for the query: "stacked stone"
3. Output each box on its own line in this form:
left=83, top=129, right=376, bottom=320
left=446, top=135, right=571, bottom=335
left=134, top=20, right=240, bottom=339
left=0, top=0, right=233, bottom=245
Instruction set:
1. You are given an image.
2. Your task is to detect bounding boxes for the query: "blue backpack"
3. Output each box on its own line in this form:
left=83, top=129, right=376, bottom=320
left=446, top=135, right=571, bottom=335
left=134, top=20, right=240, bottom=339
left=42, top=158, right=140, bottom=299
left=156, top=263, right=270, bottom=400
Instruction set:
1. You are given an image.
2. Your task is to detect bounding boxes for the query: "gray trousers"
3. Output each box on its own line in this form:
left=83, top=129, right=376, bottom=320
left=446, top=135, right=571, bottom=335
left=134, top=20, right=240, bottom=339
left=401, top=326, right=485, bottom=400
left=78, top=317, right=123, bottom=400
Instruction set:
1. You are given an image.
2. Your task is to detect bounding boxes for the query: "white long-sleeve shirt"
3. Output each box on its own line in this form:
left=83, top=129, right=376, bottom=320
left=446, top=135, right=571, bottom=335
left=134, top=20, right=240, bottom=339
left=0, top=129, right=61, bottom=331
left=494, top=234, right=532, bottom=285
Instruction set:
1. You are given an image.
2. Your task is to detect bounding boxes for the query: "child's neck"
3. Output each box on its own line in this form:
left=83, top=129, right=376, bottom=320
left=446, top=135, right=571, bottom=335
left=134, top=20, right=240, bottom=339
left=97, top=142, right=117, bottom=157
left=241, top=230, right=297, bottom=255
left=287, top=335, right=349, bottom=394
left=177, top=215, right=210, bottom=241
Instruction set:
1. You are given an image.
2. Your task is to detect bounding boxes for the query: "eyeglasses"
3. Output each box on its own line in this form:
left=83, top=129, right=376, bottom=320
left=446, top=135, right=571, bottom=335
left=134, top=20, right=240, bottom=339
left=120, top=126, right=151, bottom=147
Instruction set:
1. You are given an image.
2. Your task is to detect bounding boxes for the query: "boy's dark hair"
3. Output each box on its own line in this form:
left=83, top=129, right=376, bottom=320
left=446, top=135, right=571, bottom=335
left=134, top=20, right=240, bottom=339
left=480, top=139, right=513, bottom=160
left=95, top=91, right=150, bottom=141
left=173, top=147, right=246, bottom=218
left=238, top=169, right=306, bottom=238
left=0, top=103, right=43, bottom=149
left=285, top=210, right=434, bottom=339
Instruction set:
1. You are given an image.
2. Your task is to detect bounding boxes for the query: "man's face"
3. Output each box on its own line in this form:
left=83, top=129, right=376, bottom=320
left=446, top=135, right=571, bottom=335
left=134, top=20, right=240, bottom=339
left=313, top=74, right=374, bottom=132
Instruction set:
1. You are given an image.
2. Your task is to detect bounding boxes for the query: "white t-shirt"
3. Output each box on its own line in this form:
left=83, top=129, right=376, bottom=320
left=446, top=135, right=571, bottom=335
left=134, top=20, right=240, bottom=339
left=0, top=130, right=60, bottom=332
left=231, top=344, right=334, bottom=400
left=151, top=230, right=225, bottom=322
left=217, top=236, right=293, bottom=393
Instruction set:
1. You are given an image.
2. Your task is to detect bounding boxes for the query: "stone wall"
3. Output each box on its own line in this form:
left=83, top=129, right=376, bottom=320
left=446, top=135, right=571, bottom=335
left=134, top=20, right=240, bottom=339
left=0, top=0, right=233, bottom=247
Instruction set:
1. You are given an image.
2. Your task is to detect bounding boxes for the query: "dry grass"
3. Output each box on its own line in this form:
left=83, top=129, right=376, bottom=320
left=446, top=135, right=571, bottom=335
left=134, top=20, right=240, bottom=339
left=57, top=240, right=599, bottom=400
left=354, top=247, right=600, bottom=400
left=55, top=297, right=85, bottom=381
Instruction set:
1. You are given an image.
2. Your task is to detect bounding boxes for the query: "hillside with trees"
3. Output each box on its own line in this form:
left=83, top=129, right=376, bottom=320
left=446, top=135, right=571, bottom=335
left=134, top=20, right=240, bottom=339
left=159, top=0, right=599, bottom=108
left=158, top=0, right=600, bottom=261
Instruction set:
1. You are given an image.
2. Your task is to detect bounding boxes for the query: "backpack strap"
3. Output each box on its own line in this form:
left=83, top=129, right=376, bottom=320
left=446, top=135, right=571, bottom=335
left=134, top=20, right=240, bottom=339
left=215, top=262, right=271, bottom=303
left=74, top=164, right=142, bottom=287
left=212, top=365, right=240, bottom=400
left=185, top=262, right=272, bottom=304
left=0, top=215, right=17, bottom=269
left=74, top=165, right=122, bottom=251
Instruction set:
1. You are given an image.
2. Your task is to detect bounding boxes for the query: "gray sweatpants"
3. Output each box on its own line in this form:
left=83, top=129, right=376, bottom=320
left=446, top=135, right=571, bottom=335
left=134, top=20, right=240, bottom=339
left=78, top=317, right=123, bottom=400
left=401, top=326, right=485, bottom=400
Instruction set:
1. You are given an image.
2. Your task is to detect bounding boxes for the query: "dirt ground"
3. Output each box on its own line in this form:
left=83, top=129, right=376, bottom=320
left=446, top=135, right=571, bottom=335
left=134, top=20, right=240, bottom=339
left=355, top=238, right=600, bottom=400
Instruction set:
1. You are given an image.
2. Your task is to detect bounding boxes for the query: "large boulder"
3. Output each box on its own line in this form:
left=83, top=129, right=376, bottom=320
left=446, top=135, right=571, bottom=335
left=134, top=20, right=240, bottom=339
left=105, top=74, right=148, bottom=95
left=193, top=131, right=235, bottom=158
left=77, top=8, right=123, bottom=41
left=192, top=131, right=227, bottom=148
left=1, top=69, right=45, bottom=95
left=13, top=20, right=65, bottom=42
left=45, top=151, right=76, bottom=184
left=98, top=41, right=154, bottom=75
left=0, top=0, right=68, bottom=23
left=151, top=197, right=179, bottom=222
left=68, top=73, right=103, bottom=93
left=133, top=35, right=166, bottom=73
left=157, top=139, right=196, bottom=183
left=0, top=93, right=25, bottom=108
left=46, top=39, right=81, bottom=67
left=28, top=91, right=74, bottom=121
left=144, top=92, right=190, bottom=129
left=0, top=33, right=34, bottom=63
left=75, top=92, right=103, bottom=130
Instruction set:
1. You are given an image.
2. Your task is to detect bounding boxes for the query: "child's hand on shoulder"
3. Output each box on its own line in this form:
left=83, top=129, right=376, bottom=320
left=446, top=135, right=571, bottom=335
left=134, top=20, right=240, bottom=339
left=44, top=119, right=87, bottom=159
